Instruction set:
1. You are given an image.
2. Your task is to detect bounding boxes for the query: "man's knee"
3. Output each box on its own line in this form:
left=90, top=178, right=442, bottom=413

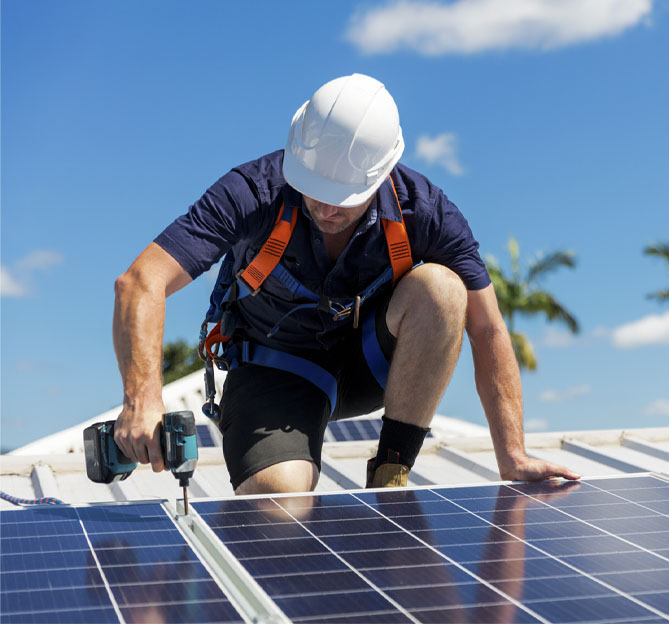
left=234, top=460, right=319, bottom=496
left=386, top=263, right=467, bottom=336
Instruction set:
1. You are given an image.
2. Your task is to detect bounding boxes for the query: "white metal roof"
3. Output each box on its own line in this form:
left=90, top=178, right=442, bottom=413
left=1, top=370, right=668, bottom=509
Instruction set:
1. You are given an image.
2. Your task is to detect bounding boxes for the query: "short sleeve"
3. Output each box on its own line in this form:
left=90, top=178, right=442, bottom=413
left=154, top=170, right=261, bottom=280
left=416, top=190, right=491, bottom=291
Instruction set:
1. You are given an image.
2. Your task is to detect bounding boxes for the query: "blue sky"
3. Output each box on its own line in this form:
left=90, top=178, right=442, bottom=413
left=2, top=0, right=668, bottom=451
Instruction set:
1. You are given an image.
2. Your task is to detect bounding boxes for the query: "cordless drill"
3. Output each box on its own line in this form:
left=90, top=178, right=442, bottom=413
left=83, top=411, right=198, bottom=513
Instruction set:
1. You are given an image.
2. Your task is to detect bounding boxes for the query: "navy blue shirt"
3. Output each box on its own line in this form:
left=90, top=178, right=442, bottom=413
left=155, top=150, right=490, bottom=351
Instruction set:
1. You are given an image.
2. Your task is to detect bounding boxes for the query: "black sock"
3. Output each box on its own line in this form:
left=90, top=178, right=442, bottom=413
left=373, top=415, right=430, bottom=470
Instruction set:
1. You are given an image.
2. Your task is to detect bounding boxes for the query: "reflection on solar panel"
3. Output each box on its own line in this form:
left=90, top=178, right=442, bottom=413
left=0, top=503, right=241, bottom=623
left=325, top=417, right=432, bottom=442
left=193, top=475, right=669, bottom=623
left=326, top=418, right=383, bottom=442
left=196, top=424, right=217, bottom=448
left=1, top=474, right=668, bottom=623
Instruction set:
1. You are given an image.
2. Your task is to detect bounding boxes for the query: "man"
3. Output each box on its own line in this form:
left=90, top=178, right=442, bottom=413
left=113, top=74, right=579, bottom=493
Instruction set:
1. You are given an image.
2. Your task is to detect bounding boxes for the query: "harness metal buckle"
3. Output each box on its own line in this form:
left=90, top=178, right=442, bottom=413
left=353, top=296, right=361, bottom=329
left=332, top=307, right=352, bottom=321
left=236, top=269, right=262, bottom=296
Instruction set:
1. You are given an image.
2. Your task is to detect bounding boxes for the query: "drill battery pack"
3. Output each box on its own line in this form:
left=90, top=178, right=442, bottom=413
left=83, top=421, right=138, bottom=484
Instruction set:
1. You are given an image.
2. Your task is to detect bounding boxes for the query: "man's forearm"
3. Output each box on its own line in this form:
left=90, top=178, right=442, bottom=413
left=113, top=270, right=166, bottom=407
left=465, top=285, right=579, bottom=482
left=468, top=322, right=527, bottom=477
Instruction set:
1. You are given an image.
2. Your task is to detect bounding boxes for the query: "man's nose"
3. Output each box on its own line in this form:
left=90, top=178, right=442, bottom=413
left=317, top=202, right=339, bottom=218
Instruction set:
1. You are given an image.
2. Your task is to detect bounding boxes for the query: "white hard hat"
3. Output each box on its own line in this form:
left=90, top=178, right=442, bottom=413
left=282, top=73, right=404, bottom=207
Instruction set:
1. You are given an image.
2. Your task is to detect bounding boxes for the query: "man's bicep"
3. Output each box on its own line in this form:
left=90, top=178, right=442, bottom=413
left=126, top=242, right=193, bottom=296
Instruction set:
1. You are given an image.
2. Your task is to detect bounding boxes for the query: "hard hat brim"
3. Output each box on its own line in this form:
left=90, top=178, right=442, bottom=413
left=282, top=146, right=401, bottom=208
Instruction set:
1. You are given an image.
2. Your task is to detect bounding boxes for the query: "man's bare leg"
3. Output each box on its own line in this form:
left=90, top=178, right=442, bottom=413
left=367, top=263, right=467, bottom=486
left=235, top=460, right=319, bottom=495
left=385, top=263, right=468, bottom=426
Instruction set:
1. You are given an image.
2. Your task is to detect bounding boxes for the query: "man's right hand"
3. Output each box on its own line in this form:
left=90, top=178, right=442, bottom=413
left=114, top=404, right=166, bottom=472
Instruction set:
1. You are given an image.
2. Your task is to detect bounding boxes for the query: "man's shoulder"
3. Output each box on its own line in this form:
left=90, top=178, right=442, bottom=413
left=232, top=150, right=287, bottom=204
left=390, top=162, right=445, bottom=208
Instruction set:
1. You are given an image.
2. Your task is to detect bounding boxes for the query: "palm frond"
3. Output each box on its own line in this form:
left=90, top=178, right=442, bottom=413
left=526, top=251, right=577, bottom=283
left=644, top=243, right=669, bottom=262
left=644, top=242, right=669, bottom=303
left=647, top=290, right=669, bottom=302
left=520, top=291, right=580, bottom=333
left=508, top=238, right=520, bottom=278
left=510, top=332, right=536, bottom=371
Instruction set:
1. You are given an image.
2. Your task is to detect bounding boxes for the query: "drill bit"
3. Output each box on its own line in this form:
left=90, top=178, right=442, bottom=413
left=183, top=486, right=189, bottom=515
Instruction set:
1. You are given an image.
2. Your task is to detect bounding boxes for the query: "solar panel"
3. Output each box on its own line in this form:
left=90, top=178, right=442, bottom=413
left=192, top=474, right=669, bottom=623
left=0, top=502, right=242, bottom=623
left=325, top=417, right=432, bottom=442
left=196, top=423, right=217, bottom=448
left=326, top=418, right=383, bottom=442
left=2, top=475, right=667, bottom=623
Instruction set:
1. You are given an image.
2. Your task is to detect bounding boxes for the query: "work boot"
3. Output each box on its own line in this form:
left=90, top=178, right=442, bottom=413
left=365, top=450, right=409, bottom=488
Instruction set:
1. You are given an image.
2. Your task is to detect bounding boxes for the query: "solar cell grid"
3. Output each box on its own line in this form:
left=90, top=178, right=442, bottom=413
left=193, top=474, right=669, bottom=623
left=1, top=503, right=243, bottom=624
left=326, top=418, right=383, bottom=442
left=325, top=417, right=434, bottom=443
left=196, top=424, right=216, bottom=448
left=2, top=474, right=667, bottom=623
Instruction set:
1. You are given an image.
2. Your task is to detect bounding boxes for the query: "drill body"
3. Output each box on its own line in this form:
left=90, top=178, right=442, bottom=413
left=162, top=411, right=198, bottom=487
left=84, top=411, right=198, bottom=489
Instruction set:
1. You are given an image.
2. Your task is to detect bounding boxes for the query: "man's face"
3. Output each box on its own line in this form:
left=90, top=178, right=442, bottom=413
left=303, top=196, right=373, bottom=235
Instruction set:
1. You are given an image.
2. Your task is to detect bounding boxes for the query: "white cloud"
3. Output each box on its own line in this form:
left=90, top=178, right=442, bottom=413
left=525, top=418, right=549, bottom=432
left=592, top=326, right=610, bottom=338
left=611, top=311, right=669, bottom=348
left=0, top=266, right=27, bottom=297
left=1, top=250, right=64, bottom=298
left=16, top=250, right=64, bottom=271
left=542, top=327, right=576, bottom=348
left=415, top=133, right=465, bottom=175
left=644, top=399, right=669, bottom=417
left=345, top=0, right=653, bottom=55
left=539, top=384, right=590, bottom=403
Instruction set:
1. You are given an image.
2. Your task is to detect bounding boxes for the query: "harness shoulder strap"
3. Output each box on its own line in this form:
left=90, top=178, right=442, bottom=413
left=239, top=203, right=297, bottom=293
left=382, top=178, right=413, bottom=283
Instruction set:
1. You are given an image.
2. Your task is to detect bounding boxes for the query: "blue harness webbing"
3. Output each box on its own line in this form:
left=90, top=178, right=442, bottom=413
left=361, top=311, right=390, bottom=391
left=199, top=179, right=413, bottom=419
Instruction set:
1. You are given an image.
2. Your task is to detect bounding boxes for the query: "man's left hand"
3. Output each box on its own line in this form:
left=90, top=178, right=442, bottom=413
left=500, top=456, right=581, bottom=482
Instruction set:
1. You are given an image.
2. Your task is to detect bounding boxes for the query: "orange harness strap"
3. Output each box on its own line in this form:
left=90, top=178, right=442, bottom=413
left=239, top=202, right=298, bottom=293
left=383, top=178, right=413, bottom=283
left=240, top=178, right=411, bottom=293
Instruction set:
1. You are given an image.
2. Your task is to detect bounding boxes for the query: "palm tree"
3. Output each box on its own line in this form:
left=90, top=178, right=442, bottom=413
left=486, top=238, right=579, bottom=371
left=643, top=242, right=669, bottom=303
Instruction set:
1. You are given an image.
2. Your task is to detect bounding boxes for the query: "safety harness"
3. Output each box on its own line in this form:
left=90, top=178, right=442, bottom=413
left=198, top=177, right=413, bottom=419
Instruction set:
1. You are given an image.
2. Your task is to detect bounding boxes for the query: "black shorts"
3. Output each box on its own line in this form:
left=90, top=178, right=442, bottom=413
left=218, top=297, right=396, bottom=489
